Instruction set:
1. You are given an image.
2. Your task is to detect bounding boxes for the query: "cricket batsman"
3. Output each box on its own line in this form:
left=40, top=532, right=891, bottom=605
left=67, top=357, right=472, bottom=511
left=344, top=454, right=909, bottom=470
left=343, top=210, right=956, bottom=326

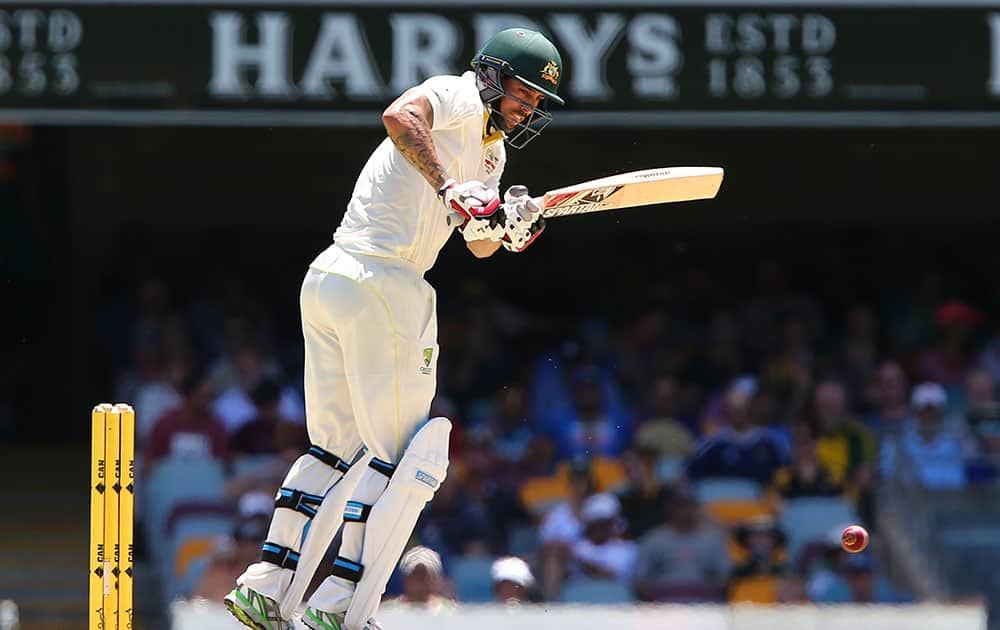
left=225, top=28, right=564, bottom=630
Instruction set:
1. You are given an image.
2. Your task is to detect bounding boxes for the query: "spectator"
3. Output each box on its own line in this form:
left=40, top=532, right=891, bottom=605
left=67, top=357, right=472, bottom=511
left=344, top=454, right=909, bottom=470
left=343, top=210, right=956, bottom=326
left=728, top=516, right=789, bottom=603
left=863, top=361, right=911, bottom=436
left=211, top=344, right=305, bottom=434
left=961, top=368, right=1000, bottom=481
left=491, top=556, right=536, bottom=604
left=104, top=274, right=173, bottom=380
left=738, top=260, right=822, bottom=372
left=447, top=298, right=517, bottom=408
left=769, top=423, right=843, bottom=504
left=808, top=547, right=913, bottom=604
left=840, top=305, right=880, bottom=395
left=482, top=383, right=534, bottom=462
left=137, top=353, right=191, bottom=446
left=879, top=382, right=968, bottom=489
left=698, top=374, right=756, bottom=437
left=190, top=491, right=271, bottom=601
left=811, top=380, right=875, bottom=492
left=684, top=312, right=741, bottom=411
left=887, top=270, right=944, bottom=352
left=616, top=446, right=673, bottom=539
left=538, top=457, right=597, bottom=547
left=687, top=384, right=786, bottom=483
left=546, top=364, right=633, bottom=460
left=750, top=385, right=795, bottom=460
left=381, top=546, right=455, bottom=612
left=538, top=457, right=597, bottom=600
left=204, top=315, right=257, bottom=392
left=840, top=553, right=881, bottom=603
left=571, top=493, right=638, bottom=584
left=918, top=300, right=985, bottom=388
left=960, top=367, right=999, bottom=424
left=632, top=489, right=730, bottom=603
left=417, top=465, right=495, bottom=559
left=230, top=377, right=308, bottom=456
left=118, top=332, right=188, bottom=449
left=143, top=368, right=230, bottom=474
left=480, top=382, right=553, bottom=484
left=456, top=430, right=525, bottom=554
left=632, top=375, right=695, bottom=463
left=977, top=319, right=1000, bottom=385
left=757, top=314, right=817, bottom=427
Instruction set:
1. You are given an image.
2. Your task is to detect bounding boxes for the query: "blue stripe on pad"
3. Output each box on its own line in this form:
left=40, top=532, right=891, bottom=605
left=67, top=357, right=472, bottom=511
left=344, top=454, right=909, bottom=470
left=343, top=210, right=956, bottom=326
left=334, top=558, right=363, bottom=571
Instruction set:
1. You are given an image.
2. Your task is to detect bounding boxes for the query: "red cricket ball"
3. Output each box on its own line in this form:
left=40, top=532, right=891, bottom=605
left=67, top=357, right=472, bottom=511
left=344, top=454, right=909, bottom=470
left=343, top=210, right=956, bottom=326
left=841, top=525, right=869, bottom=553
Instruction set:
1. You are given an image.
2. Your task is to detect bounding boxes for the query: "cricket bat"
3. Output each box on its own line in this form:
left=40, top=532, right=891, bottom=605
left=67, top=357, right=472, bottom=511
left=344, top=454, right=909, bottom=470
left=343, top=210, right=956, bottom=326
left=537, top=166, right=724, bottom=218
left=448, top=166, right=723, bottom=226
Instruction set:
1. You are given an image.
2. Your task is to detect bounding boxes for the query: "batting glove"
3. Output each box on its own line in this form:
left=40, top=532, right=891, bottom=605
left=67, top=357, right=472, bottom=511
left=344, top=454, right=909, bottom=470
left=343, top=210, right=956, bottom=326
left=439, top=179, right=501, bottom=221
left=500, top=185, right=545, bottom=252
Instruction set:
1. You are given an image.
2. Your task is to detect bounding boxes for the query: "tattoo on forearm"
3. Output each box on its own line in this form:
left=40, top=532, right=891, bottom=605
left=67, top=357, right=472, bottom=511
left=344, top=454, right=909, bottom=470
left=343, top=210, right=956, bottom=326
left=388, top=107, right=448, bottom=190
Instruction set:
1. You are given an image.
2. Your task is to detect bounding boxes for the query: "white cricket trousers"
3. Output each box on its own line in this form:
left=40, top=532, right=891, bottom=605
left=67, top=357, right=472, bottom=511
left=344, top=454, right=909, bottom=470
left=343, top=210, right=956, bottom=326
left=236, top=244, right=440, bottom=603
left=303, top=243, right=439, bottom=463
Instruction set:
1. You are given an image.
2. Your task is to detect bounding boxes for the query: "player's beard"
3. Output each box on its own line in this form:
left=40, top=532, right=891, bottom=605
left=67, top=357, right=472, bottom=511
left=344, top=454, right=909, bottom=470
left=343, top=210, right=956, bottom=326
left=499, top=116, right=520, bottom=132
left=488, top=97, right=553, bottom=149
left=493, top=107, right=525, bottom=133
left=487, top=108, right=515, bottom=135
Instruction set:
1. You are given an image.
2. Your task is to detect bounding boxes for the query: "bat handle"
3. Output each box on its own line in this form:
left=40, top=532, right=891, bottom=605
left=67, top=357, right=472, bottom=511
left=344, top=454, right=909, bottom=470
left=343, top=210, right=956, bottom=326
left=530, top=196, right=546, bottom=217
left=446, top=211, right=465, bottom=227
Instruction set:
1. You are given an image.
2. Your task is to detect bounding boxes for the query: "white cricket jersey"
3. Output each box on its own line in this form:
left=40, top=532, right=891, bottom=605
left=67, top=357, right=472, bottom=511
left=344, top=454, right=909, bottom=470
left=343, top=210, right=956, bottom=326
left=332, top=71, right=507, bottom=275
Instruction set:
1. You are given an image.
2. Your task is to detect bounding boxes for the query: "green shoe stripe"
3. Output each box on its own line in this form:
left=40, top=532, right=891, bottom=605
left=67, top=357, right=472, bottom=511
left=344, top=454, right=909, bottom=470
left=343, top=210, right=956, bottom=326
left=234, top=588, right=256, bottom=609
left=226, top=598, right=264, bottom=630
left=305, top=608, right=342, bottom=630
left=228, top=587, right=288, bottom=630
left=254, top=593, right=270, bottom=630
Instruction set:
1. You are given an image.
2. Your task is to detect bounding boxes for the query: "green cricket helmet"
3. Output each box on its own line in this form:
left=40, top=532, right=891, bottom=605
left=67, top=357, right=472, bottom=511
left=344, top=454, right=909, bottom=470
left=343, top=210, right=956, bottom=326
left=471, top=28, right=565, bottom=149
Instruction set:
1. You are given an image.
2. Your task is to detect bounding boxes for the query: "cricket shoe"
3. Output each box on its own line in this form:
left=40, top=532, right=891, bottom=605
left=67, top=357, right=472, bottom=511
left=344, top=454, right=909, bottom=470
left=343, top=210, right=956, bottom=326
left=302, top=607, right=384, bottom=630
left=224, top=585, right=294, bottom=630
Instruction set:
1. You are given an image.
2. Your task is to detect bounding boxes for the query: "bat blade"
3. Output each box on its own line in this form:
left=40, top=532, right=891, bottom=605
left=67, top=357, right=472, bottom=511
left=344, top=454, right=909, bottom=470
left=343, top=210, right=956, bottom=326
left=539, top=166, right=724, bottom=218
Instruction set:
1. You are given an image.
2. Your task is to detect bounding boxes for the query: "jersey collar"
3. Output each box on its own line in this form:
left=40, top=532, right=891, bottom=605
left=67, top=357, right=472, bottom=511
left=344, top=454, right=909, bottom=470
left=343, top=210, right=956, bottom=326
left=482, top=110, right=505, bottom=146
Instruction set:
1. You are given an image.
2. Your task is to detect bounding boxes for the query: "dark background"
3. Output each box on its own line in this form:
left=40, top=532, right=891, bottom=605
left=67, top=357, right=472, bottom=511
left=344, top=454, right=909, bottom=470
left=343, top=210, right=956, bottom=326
left=4, top=123, right=998, bottom=442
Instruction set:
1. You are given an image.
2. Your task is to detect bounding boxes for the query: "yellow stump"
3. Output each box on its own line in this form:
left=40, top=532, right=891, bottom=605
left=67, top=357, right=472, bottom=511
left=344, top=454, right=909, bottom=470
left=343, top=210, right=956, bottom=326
left=118, top=404, right=135, bottom=629
left=89, top=403, right=134, bottom=630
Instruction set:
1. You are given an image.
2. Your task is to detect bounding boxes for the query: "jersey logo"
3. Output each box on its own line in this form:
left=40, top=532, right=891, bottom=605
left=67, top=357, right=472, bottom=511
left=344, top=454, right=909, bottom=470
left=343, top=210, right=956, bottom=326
left=420, top=347, right=434, bottom=375
left=541, top=61, right=560, bottom=85
left=415, top=469, right=439, bottom=489
left=484, top=147, right=499, bottom=175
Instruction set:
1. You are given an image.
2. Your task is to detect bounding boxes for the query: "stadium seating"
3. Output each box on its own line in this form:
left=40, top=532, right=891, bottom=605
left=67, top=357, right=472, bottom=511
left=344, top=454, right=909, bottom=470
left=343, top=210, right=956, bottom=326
left=519, top=457, right=627, bottom=516
left=449, top=556, right=496, bottom=603
left=779, top=497, right=858, bottom=562
left=704, top=499, right=772, bottom=527
left=655, top=456, right=686, bottom=483
left=231, top=453, right=282, bottom=477
left=143, top=456, right=228, bottom=547
left=161, top=505, right=233, bottom=601
left=560, top=576, right=635, bottom=603
left=507, top=524, right=540, bottom=556
left=729, top=574, right=779, bottom=603
left=693, top=477, right=763, bottom=502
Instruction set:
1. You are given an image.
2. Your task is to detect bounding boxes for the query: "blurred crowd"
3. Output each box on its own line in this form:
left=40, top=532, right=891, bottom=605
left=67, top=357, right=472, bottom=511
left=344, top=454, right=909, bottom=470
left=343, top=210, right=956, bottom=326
left=101, top=254, right=1000, bottom=610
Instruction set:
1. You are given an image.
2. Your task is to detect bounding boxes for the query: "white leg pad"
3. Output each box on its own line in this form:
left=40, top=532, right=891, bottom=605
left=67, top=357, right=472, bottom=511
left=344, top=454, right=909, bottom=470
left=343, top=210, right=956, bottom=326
left=343, top=417, right=451, bottom=630
left=304, top=463, right=394, bottom=613
left=238, top=449, right=357, bottom=603
left=275, top=450, right=373, bottom=617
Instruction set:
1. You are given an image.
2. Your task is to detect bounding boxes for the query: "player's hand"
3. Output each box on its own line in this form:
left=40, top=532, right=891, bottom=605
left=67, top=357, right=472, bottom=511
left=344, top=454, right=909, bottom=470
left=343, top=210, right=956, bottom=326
left=460, top=214, right=505, bottom=242
left=439, top=179, right=501, bottom=223
left=500, top=185, right=545, bottom=252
